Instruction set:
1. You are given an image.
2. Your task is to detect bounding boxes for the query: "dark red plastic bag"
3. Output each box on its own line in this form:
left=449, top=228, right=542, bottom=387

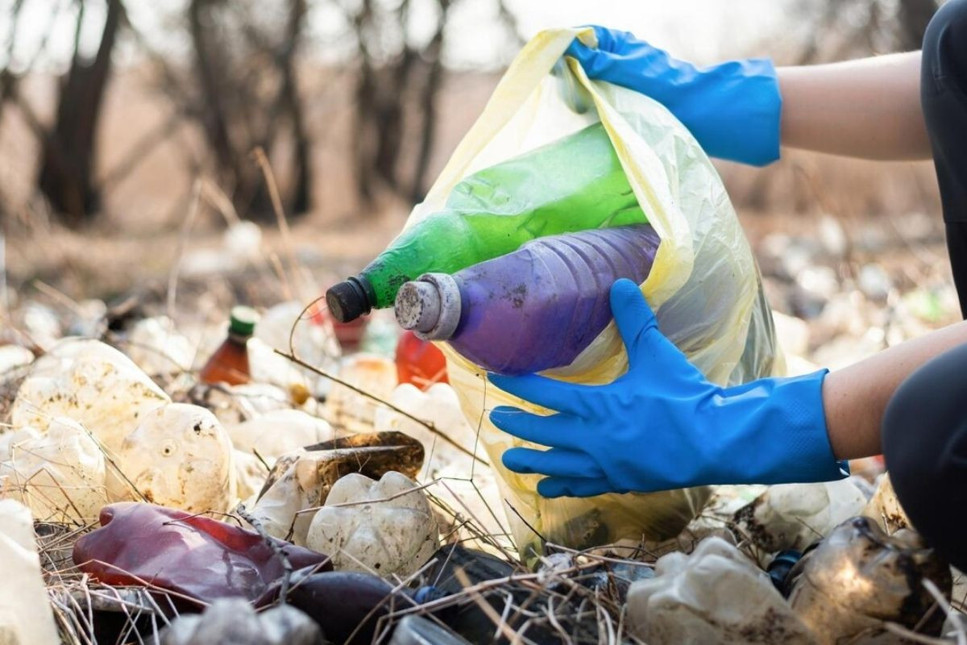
left=73, top=502, right=331, bottom=607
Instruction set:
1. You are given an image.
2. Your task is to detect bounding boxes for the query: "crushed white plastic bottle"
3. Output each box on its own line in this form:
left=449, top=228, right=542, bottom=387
left=252, top=300, right=341, bottom=398
left=373, top=383, right=480, bottom=477
left=626, top=537, right=816, bottom=644
left=0, top=499, right=61, bottom=645
left=160, top=597, right=321, bottom=645
left=305, top=471, right=438, bottom=577
left=227, top=408, right=333, bottom=465
left=12, top=338, right=170, bottom=452
left=0, top=417, right=107, bottom=524
left=107, top=403, right=237, bottom=513
left=0, top=345, right=34, bottom=380
left=125, top=315, right=195, bottom=377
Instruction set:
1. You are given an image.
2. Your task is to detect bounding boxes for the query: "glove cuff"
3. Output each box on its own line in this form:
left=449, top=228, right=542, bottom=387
left=734, top=58, right=782, bottom=167
left=681, top=57, right=782, bottom=166
left=758, top=368, right=849, bottom=483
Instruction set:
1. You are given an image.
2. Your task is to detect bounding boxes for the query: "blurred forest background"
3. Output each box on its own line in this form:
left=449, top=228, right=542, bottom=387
left=0, top=0, right=950, bottom=304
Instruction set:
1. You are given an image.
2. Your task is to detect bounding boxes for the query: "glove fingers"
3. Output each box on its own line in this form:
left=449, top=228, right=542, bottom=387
left=564, top=38, right=595, bottom=65
left=489, top=406, right=584, bottom=451
left=488, top=373, right=585, bottom=415
left=537, top=476, right=617, bottom=499
left=610, top=279, right=703, bottom=382
left=502, top=447, right=604, bottom=479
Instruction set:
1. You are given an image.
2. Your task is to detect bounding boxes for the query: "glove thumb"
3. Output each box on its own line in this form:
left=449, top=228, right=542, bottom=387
left=610, top=279, right=699, bottom=380
left=565, top=33, right=597, bottom=64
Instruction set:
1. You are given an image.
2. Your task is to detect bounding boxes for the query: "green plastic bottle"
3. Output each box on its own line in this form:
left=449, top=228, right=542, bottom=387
left=326, top=122, right=648, bottom=322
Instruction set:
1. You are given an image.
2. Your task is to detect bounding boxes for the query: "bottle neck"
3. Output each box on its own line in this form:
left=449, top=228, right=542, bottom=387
left=227, top=331, right=252, bottom=345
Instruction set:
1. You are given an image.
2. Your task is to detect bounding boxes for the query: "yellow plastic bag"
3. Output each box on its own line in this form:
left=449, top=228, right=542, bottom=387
left=406, top=28, right=780, bottom=558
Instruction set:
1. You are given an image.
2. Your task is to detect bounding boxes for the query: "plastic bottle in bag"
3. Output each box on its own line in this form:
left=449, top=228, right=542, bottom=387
left=326, top=122, right=647, bottom=322
left=394, top=28, right=781, bottom=558
left=395, top=224, right=661, bottom=375
left=199, top=306, right=258, bottom=386
left=395, top=330, right=448, bottom=389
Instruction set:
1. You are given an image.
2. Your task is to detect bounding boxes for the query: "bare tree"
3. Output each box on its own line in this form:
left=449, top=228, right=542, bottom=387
left=125, top=0, right=313, bottom=221
left=341, top=0, right=519, bottom=209
left=37, top=0, right=124, bottom=226
left=795, top=0, right=939, bottom=63
left=897, top=0, right=939, bottom=50
left=0, top=0, right=124, bottom=226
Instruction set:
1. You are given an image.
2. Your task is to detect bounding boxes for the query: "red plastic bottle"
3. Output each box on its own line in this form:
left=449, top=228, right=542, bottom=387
left=395, top=330, right=448, bottom=390
left=199, top=306, right=257, bottom=386
left=309, top=299, right=369, bottom=352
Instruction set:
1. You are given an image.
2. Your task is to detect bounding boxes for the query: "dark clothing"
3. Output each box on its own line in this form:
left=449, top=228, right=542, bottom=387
left=883, top=0, right=967, bottom=572
left=922, top=0, right=967, bottom=317
left=883, top=342, right=967, bottom=571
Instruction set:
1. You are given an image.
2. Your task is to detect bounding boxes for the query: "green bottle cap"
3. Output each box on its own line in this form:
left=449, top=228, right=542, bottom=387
left=229, top=306, right=258, bottom=336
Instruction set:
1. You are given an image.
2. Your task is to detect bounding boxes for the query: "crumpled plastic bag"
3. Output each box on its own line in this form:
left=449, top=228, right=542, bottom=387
left=733, top=479, right=869, bottom=559
left=160, top=598, right=322, bottom=645
left=407, top=28, right=780, bottom=555
left=788, top=517, right=951, bottom=643
left=627, top=537, right=816, bottom=644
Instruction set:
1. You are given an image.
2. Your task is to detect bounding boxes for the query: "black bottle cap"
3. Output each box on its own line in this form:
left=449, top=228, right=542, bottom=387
left=326, top=277, right=372, bottom=322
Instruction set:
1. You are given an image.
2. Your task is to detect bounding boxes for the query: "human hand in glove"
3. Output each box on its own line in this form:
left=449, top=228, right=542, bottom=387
left=488, top=279, right=848, bottom=498
left=565, top=26, right=782, bottom=166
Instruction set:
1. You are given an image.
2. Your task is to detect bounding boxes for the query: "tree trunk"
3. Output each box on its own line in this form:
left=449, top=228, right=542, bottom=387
left=896, top=0, right=938, bottom=49
left=410, top=2, right=450, bottom=203
left=188, top=0, right=236, bottom=190
left=278, top=0, right=310, bottom=215
left=37, top=0, right=123, bottom=227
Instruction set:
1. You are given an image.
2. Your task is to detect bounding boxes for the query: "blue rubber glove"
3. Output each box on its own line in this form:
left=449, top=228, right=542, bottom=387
left=488, top=279, right=847, bottom=498
left=565, top=26, right=782, bottom=166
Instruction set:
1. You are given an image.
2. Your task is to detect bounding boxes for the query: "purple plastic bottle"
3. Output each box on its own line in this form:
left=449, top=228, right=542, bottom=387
left=394, top=224, right=662, bottom=375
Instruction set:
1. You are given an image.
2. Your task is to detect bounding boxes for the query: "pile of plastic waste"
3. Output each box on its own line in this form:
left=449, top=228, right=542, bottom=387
left=0, top=280, right=963, bottom=645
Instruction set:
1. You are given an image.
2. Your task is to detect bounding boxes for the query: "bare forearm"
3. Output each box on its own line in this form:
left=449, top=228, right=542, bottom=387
left=823, top=322, right=967, bottom=459
left=778, top=52, right=931, bottom=160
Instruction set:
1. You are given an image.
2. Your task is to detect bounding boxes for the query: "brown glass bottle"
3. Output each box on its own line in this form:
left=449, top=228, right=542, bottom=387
left=199, top=306, right=258, bottom=386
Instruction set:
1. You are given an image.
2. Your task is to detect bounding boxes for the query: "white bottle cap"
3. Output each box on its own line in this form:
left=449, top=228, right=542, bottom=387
left=394, top=273, right=462, bottom=340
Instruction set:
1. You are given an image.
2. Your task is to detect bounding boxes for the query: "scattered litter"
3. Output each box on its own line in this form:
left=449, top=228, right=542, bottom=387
left=160, top=598, right=322, bottom=645
left=732, top=478, right=869, bottom=558
left=305, top=471, right=439, bottom=577
left=788, top=517, right=952, bottom=643
left=107, top=403, right=237, bottom=513
left=251, top=431, right=424, bottom=545
left=626, top=536, right=816, bottom=644
left=0, top=499, right=61, bottom=645
left=0, top=417, right=107, bottom=524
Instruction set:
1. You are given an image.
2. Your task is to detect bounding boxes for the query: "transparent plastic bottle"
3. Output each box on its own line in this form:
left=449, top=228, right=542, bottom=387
left=199, top=306, right=258, bottom=386
left=395, top=224, right=661, bottom=375
left=395, top=330, right=448, bottom=389
left=326, top=123, right=647, bottom=322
